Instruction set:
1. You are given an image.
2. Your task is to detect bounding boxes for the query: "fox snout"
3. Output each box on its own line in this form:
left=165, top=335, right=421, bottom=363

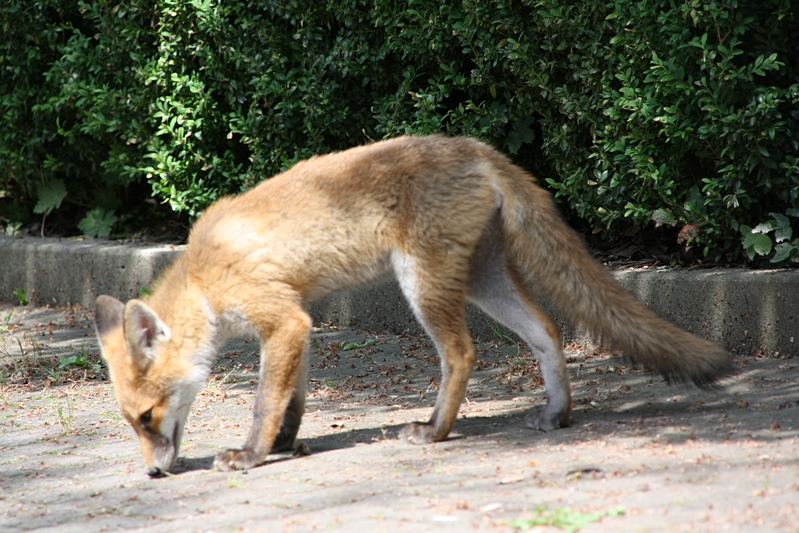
left=138, top=427, right=180, bottom=477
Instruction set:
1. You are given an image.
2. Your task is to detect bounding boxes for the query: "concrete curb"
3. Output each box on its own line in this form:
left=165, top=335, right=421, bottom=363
left=0, top=237, right=181, bottom=307
left=1, top=236, right=797, bottom=356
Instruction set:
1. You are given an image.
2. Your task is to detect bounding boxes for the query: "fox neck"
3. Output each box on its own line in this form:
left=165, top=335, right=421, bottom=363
left=145, top=253, right=257, bottom=382
left=146, top=272, right=223, bottom=378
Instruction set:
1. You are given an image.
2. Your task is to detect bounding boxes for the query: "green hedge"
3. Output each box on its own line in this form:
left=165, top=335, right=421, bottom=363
left=2, top=0, right=797, bottom=261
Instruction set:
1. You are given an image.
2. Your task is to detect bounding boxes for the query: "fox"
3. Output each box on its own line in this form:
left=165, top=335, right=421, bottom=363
left=94, top=135, right=731, bottom=476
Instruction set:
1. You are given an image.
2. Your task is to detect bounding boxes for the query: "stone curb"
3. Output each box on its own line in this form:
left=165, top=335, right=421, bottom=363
left=1, top=236, right=797, bottom=355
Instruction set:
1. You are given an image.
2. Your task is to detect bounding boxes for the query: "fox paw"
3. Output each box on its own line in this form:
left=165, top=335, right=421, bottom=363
left=398, top=422, right=437, bottom=444
left=524, top=405, right=570, bottom=431
left=213, top=448, right=261, bottom=471
left=270, top=432, right=296, bottom=453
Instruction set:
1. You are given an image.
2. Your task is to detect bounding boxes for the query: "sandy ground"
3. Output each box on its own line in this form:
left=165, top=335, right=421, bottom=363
left=1, top=303, right=797, bottom=532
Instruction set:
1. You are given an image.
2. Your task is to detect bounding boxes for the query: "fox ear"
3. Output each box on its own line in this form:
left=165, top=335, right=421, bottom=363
left=94, top=295, right=125, bottom=337
left=124, top=300, right=171, bottom=365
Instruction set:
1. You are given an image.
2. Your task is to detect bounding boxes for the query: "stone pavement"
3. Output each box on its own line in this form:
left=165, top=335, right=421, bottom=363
left=1, top=304, right=797, bottom=532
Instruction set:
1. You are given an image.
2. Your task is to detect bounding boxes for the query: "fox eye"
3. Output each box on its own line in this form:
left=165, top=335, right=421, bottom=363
left=140, top=409, right=153, bottom=425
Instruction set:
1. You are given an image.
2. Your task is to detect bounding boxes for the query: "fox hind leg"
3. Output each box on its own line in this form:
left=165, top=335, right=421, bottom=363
left=393, top=252, right=477, bottom=444
left=467, top=232, right=572, bottom=431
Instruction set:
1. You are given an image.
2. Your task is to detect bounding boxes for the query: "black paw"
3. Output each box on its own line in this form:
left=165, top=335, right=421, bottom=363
left=213, top=448, right=262, bottom=471
left=524, top=405, right=570, bottom=431
left=270, top=430, right=297, bottom=453
left=398, top=422, right=438, bottom=444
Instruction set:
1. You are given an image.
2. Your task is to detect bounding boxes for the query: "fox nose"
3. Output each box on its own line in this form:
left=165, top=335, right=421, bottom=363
left=147, top=466, right=166, bottom=478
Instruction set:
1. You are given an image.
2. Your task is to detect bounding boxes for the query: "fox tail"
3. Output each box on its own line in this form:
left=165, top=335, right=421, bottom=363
left=493, top=159, right=732, bottom=386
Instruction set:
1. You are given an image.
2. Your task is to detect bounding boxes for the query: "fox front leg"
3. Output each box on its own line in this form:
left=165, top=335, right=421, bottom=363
left=214, top=306, right=311, bottom=471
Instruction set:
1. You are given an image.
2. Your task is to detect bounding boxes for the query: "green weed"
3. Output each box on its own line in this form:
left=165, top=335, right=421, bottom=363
left=228, top=475, right=245, bottom=488
left=3, top=221, right=22, bottom=237
left=507, top=505, right=625, bottom=532
left=13, top=287, right=29, bottom=306
left=0, top=311, right=12, bottom=334
left=59, top=353, right=90, bottom=368
left=2, top=339, right=105, bottom=386
left=341, top=339, right=376, bottom=351
left=489, top=321, right=516, bottom=345
left=46, top=366, right=63, bottom=383
left=51, top=395, right=75, bottom=435
left=490, top=321, right=537, bottom=376
left=59, top=344, right=103, bottom=375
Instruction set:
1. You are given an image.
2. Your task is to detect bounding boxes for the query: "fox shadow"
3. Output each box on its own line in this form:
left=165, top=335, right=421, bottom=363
left=165, top=387, right=778, bottom=477
left=169, top=350, right=796, bottom=476
left=169, top=414, right=515, bottom=475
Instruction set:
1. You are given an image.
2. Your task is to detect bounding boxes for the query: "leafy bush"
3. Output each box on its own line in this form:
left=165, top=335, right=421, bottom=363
left=1, top=0, right=797, bottom=263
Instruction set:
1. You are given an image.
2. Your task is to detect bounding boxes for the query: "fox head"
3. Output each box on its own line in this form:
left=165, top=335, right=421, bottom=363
left=94, top=295, right=203, bottom=477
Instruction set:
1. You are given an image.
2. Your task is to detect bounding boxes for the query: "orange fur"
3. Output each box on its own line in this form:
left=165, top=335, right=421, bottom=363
left=94, top=135, right=731, bottom=475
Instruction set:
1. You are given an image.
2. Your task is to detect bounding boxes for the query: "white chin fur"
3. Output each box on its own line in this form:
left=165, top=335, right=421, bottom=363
left=153, top=441, right=178, bottom=471
left=154, top=384, right=200, bottom=471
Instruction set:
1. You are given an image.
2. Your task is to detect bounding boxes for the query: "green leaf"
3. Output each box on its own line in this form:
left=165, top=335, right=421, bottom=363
left=742, top=231, right=758, bottom=249
left=651, top=208, right=677, bottom=227
left=78, top=208, right=118, bottom=238
left=752, top=234, right=773, bottom=256
left=771, top=212, right=790, bottom=227
left=684, top=186, right=707, bottom=215
left=770, top=242, right=793, bottom=263
left=505, top=117, right=536, bottom=155
left=775, top=226, right=793, bottom=243
left=59, top=353, right=90, bottom=368
left=33, top=180, right=68, bottom=215
left=771, top=212, right=793, bottom=242
left=752, top=221, right=776, bottom=234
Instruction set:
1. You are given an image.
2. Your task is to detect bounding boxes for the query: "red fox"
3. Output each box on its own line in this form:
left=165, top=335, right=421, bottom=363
left=94, top=135, right=731, bottom=476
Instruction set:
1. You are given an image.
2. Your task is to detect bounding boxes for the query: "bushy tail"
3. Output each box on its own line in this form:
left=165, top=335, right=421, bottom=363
left=493, top=162, right=732, bottom=387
